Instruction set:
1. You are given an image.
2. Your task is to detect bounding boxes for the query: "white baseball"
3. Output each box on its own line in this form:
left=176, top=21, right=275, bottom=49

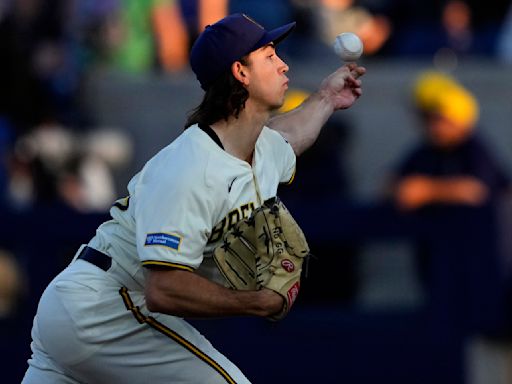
left=333, top=32, right=363, bottom=62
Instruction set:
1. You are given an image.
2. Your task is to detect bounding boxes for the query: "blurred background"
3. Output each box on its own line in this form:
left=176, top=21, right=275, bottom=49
left=1, top=0, right=512, bottom=383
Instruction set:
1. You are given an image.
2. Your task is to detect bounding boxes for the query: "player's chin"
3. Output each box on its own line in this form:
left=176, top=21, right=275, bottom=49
left=272, top=95, right=287, bottom=111
left=270, top=101, right=285, bottom=112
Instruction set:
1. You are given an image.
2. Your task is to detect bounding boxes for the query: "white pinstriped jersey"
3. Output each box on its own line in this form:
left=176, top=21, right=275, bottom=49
left=88, top=124, right=296, bottom=287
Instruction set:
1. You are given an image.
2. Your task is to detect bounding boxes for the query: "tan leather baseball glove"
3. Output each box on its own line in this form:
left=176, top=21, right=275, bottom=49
left=213, top=197, right=310, bottom=320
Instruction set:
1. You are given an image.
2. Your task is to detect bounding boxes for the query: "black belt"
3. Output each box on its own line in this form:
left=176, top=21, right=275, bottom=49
left=77, top=246, right=112, bottom=272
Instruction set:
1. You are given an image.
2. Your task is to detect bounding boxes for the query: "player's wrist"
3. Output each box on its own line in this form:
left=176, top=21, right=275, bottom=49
left=250, top=288, right=284, bottom=317
left=228, top=289, right=281, bottom=317
left=261, top=289, right=285, bottom=317
left=311, top=88, right=337, bottom=114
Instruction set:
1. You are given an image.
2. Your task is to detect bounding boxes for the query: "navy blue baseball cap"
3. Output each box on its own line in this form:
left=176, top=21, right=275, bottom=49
left=190, top=13, right=296, bottom=90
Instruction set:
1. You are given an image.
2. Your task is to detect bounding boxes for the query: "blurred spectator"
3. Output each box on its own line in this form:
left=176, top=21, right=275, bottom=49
left=292, top=0, right=392, bottom=56
left=199, top=0, right=228, bottom=30
left=5, top=123, right=133, bottom=213
left=80, top=128, right=134, bottom=210
left=388, top=71, right=511, bottom=212
left=67, top=0, right=191, bottom=74
left=384, top=71, right=511, bottom=318
left=152, top=0, right=190, bottom=72
left=382, top=0, right=510, bottom=57
left=365, top=72, right=512, bottom=367
left=0, top=248, right=25, bottom=319
left=105, top=0, right=156, bottom=73
left=72, top=0, right=122, bottom=67
left=0, top=0, right=88, bottom=129
left=441, top=0, right=473, bottom=54
left=9, top=123, right=77, bottom=209
left=179, top=0, right=229, bottom=43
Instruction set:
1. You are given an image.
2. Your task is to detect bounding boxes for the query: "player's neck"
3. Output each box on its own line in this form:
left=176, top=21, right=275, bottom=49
left=211, top=107, right=270, bottom=164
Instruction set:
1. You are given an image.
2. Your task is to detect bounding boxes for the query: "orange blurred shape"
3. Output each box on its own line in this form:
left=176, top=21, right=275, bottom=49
left=152, top=1, right=189, bottom=72
left=357, top=15, right=392, bottom=55
left=442, top=0, right=471, bottom=32
left=198, top=0, right=228, bottom=32
left=321, top=0, right=354, bottom=11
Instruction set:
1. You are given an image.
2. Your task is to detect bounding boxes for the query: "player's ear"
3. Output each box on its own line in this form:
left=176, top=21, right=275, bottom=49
left=232, top=61, right=248, bottom=85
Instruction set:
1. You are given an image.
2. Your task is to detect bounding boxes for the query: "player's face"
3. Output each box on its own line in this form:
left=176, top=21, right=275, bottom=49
left=242, top=44, right=289, bottom=111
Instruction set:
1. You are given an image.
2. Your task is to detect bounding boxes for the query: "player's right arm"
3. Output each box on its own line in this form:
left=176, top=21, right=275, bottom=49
left=144, top=267, right=283, bottom=318
left=268, top=63, right=365, bottom=156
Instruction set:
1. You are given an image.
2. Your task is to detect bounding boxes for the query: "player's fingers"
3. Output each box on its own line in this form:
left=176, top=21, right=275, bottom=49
left=346, top=62, right=357, bottom=70
left=353, top=88, right=362, bottom=97
left=351, top=66, right=366, bottom=79
left=346, top=76, right=362, bottom=87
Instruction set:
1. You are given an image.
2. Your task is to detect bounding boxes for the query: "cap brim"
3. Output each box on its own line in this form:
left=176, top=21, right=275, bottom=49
left=253, top=21, right=296, bottom=51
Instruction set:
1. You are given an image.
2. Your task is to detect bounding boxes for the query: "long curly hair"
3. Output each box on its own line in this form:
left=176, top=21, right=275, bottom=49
left=185, top=58, right=250, bottom=128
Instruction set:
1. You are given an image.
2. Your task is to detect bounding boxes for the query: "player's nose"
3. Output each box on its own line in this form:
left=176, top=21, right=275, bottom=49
left=282, top=63, right=289, bottom=74
left=277, top=56, right=289, bottom=74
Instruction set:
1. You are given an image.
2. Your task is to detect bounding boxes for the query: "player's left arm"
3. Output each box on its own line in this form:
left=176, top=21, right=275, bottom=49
left=144, top=267, right=284, bottom=318
left=268, top=63, right=365, bottom=156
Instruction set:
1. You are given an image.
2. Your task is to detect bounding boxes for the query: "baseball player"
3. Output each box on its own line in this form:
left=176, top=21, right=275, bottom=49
left=22, top=13, right=365, bottom=384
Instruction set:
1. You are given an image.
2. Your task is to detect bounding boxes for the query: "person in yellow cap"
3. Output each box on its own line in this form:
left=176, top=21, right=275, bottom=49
left=390, top=71, right=510, bottom=211
left=386, top=71, right=512, bottom=340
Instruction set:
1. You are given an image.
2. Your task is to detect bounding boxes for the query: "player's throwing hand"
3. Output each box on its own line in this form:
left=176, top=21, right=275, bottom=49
left=319, top=63, right=366, bottom=110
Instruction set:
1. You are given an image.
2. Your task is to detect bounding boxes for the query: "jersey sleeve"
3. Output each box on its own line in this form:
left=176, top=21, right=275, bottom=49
left=264, top=126, right=296, bottom=184
left=132, top=153, right=214, bottom=271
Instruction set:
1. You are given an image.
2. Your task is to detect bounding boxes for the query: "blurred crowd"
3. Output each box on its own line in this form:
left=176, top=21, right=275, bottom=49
left=0, top=0, right=511, bottom=311
left=1, top=1, right=512, bottom=382
left=2, top=0, right=512, bottom=208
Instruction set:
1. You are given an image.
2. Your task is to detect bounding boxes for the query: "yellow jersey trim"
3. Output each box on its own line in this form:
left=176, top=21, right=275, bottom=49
left=141, top=260, right=195, bottom=272
left=119, top=287, right=237, bottom=384
left=287, top=167, right=296, bottom=185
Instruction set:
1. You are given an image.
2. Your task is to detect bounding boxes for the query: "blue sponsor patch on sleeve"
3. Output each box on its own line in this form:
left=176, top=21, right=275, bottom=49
left=145, top=232, right=182, bottom=250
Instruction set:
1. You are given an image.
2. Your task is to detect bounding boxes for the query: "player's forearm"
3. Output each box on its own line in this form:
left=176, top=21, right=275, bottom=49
left=269, top=64, right=364, bottom=156
left=145, top=268, right=282, bottom=318
left=268, top=91, right=334, bottom=156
